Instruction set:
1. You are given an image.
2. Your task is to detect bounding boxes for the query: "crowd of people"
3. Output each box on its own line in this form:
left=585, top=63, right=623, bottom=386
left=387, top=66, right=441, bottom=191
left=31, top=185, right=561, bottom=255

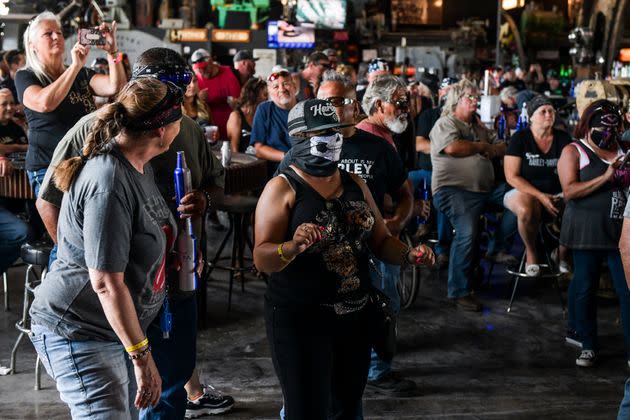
left=2, top=9, right=630, bottom=420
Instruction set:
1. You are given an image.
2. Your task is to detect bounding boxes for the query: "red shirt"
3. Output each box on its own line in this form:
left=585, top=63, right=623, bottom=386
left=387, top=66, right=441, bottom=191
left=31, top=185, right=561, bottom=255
left=196, top=65, right=241, bottom=139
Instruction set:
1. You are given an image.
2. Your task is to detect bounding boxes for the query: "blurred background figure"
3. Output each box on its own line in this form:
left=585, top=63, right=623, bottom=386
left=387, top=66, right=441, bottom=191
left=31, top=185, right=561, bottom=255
left=227, top=77, right=267, bottom=153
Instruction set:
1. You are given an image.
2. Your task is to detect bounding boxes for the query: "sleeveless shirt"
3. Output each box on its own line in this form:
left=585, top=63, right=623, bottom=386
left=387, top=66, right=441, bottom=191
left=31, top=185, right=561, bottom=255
left=559, top=140, right=627, bottom=249
left=267, top=168, right=375, bottom=309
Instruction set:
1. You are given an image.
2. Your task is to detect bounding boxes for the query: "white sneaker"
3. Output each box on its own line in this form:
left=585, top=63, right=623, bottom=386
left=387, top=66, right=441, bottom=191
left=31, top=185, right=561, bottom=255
left=576, top=350, right=596, bottom=367
left=525, top=264, right=540, bottom=277
left=559, top=261, right=571, bottom=274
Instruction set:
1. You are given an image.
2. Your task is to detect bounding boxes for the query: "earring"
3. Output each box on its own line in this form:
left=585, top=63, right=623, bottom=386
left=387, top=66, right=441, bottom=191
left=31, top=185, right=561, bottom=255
left=158, top=140, right=164, bottom=148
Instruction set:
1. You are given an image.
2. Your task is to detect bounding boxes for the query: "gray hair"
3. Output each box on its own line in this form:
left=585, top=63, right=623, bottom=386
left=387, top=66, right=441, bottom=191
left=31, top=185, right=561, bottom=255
left=321, top=69, right=354, bottom=92
left=441, top=79, right=478, bottom=117
left=500, top=86, right=518, bottom=103
left=23, top=11, right=62, bottom=85
left=361, top=74, right=406, bottom=116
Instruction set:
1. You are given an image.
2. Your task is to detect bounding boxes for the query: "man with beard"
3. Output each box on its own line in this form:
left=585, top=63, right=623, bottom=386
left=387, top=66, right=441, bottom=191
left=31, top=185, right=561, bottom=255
left=351, top=74, right=416, bottom=396
left=250, top=69, right=297, bottom=177
left=277, top=72, right=417, bottom=400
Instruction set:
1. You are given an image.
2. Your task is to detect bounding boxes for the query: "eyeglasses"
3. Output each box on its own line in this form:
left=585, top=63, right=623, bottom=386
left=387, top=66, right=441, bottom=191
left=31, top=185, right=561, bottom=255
left=318, top=62, right=331, bottom=70
left=267, top=70, right=291, bottom=82
left=464, top=95, right=480, bottom=102
left=326, top=96, right=356, bottom=107
left=390, top=100, right=410, bottom=110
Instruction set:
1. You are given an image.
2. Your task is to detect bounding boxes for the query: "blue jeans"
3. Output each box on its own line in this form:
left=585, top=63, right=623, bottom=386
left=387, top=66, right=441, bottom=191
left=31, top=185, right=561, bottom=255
left=26, top=168, right=48, bottom=198
left=30, top=323, right=138, bottom=419
left=0, top=205, right=28, bottom=274
left=618, top=377, right=630, bottom=419
left=433, top=184, right=516, bottom=299
left=140, top=295, right=197, bottom=420
left=367, top=258, right=400, bottom=381
left=408, top=169, right=452, bottom=256
left=571, top=249, right=630, bottom=357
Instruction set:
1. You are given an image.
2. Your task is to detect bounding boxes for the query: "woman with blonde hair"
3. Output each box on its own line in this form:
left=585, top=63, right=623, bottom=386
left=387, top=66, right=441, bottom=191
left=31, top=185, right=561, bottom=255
left=15, top=11, right=125, bottom=195
left=29, top=77, right=182, bottom=419
left=182, top=75, right=212, bottom=126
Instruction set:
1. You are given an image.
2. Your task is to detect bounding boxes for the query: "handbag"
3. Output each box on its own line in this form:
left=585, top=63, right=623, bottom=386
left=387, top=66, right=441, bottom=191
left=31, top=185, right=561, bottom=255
left=368, top=262, right=397, bottom=362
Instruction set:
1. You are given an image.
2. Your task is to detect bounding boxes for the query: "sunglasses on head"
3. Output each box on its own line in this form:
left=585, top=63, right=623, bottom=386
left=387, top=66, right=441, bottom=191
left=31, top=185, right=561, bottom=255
left=326, top=96, right=356, bottom=107
left=464, top=94, right=480, bottom=102
left=267, top=70, right=291, bottom=82
left=157, top=71, right=193, bottom=86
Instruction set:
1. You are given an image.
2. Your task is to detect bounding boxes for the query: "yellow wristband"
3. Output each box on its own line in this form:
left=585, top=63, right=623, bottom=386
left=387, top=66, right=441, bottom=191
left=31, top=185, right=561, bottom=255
left=125, top=337, right=149, bottom=353
left=277, top=242, right=294, bottom=263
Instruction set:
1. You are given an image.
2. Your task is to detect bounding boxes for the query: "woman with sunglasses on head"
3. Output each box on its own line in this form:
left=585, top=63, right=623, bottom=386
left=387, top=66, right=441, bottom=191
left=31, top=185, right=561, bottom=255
left=503, top=95, right=572, bottom=277
left=254, top=99, right=434, bottom=419
left=227, top=77, right=268, bottom=153
left=15, top=11, right=125, bottom=196
left=28, top=78, right=182, bottom=419
left=558, top=100, right=630, bottom=368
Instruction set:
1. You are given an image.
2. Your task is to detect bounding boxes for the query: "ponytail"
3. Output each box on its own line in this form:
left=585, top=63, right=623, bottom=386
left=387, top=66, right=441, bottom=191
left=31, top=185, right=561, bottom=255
left=54, top=102, right=126, bottom=192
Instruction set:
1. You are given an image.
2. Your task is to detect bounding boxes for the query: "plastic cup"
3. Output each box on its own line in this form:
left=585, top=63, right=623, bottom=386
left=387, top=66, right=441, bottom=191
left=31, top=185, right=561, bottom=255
left=204, top=125, right=219, bottom=143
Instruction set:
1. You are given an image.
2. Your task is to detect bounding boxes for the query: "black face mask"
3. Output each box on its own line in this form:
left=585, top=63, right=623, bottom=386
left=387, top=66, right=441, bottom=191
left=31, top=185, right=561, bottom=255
left=591, top=127, right=620, bottom=150
left=290, top=132, right=343, bottom=177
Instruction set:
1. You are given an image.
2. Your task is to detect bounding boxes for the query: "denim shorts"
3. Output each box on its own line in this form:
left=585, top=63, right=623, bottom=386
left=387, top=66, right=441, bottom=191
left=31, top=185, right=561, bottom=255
left=30, top=324, right=138, bottom=420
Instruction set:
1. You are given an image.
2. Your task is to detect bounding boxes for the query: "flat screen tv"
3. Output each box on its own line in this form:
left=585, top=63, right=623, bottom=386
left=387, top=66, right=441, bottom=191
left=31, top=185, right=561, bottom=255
left=267, top=20, right=316, bottom=49
left=296, top=0, right=346, bottom=30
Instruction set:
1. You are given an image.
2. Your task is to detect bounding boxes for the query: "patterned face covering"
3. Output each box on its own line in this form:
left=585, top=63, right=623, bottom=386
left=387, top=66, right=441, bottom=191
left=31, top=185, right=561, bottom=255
left=309, top=133, right=343, bottom=162
left=292, top=131, right=343, bottom=177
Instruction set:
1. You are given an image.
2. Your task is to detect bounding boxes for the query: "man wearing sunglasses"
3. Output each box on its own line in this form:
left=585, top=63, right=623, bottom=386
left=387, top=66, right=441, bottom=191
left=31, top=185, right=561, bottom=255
left=35, top=48, right=234, bottom=419
left=294, top=51, right=330, bottom=102
left=251, top=69, right=297, bottom=176
left=190, top=48, right=241, bottom=140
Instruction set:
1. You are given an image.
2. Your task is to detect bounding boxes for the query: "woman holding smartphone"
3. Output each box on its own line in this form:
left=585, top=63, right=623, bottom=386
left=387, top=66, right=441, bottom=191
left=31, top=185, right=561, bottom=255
left=558, top=100, right=630, bottom=368
left=503, top=95, right=572, bottom=276
left=15, top=11, right=125, bottom=195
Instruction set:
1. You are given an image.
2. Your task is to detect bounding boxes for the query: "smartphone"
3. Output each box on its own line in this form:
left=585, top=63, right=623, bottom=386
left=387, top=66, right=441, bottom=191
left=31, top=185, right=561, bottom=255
left=620, top=149, right=630, bottom=169
left=78, top=28, right=106, bottom=46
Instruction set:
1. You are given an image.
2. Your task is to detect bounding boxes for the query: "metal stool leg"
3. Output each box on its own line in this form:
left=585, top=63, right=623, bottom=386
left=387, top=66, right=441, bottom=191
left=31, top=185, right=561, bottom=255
left=506, top=252, right=526, bottom=313
left=34, top=355, right=42, bottom=391
left=3, top=271, right=8, bottom=311
left=208, top=217, right=235, bottom=279
left=227, top=214, right=238, bottom=311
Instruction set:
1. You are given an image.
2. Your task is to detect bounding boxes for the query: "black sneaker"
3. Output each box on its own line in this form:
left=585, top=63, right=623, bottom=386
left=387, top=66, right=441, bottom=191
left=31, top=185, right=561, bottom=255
left=185, top=384, right=235, bottom=418
left=366, top=371, right=418, bottom=397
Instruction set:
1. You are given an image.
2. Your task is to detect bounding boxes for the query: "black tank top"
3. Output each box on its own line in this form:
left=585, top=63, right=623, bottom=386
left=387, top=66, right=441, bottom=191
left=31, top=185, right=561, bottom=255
left=267, top=167, right=375, bottom=308
left=237, top=109, right=252, bottom=153
left=560, top=140, right=627, bottom=249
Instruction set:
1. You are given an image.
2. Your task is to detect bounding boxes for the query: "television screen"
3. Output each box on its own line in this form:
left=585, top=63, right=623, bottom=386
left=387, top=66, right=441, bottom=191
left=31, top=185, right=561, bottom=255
left=296, top=0, right=346, bottom=30
left=267, top=20, right=316, bottom=49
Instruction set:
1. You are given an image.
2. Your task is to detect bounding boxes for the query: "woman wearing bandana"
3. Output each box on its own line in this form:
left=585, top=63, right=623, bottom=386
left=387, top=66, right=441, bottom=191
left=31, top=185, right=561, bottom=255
left=558, top=100, right=630, bottom=368
left=254, top=99, right=435, bottom=419
left=28, top=78, right=182, bottom=418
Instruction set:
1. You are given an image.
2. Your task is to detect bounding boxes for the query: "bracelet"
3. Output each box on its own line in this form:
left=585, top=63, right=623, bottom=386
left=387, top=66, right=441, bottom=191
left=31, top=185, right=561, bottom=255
left=0, top=156, right=6, bottom=161
left=128, top=345, right=151, bottom=360
left=125, top=337, right=149, bottom=353
left=108, top=51, right=123, bottom=64
left=277, top=242, right=294, bottom=263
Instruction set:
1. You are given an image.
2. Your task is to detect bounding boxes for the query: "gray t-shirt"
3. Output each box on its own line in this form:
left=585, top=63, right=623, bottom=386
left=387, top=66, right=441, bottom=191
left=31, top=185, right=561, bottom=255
left=38, top=113, right=225, bottom=299
left=31, top=147, right=177, bottom=341
left=429, top=114, right=497, bottom=194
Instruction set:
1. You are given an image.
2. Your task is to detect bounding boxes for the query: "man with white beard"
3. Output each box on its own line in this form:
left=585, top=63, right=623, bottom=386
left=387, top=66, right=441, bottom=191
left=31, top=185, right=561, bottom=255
left=250, top=69, right=298, bottom=176
left=344, top=75, right=417, bottom=396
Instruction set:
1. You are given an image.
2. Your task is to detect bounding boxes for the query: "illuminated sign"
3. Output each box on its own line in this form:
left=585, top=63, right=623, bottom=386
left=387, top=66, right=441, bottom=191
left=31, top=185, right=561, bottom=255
left=211, top=29, right=251, bottom=43
left=170, top=28, right=209, bottom=43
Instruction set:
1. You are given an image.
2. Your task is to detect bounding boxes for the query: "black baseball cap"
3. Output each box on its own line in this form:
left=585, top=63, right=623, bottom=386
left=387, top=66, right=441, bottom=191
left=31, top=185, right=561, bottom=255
left=288, top=99, right=353, bottom=137
left=233, top=49, right=258, bottom=63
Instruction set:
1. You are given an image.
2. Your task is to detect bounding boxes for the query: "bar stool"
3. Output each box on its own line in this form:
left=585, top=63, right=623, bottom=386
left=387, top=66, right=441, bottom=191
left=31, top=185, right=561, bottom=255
left=9, top=239, right=52, bottom=390
left=207, top=194, right=258, bottom=311
left=505, top=226, right=565, bottom=313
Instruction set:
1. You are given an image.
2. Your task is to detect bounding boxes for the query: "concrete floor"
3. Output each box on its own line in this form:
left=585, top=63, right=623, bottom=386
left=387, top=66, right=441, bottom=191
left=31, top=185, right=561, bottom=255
left=1, top=228, right=628, bottom=419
